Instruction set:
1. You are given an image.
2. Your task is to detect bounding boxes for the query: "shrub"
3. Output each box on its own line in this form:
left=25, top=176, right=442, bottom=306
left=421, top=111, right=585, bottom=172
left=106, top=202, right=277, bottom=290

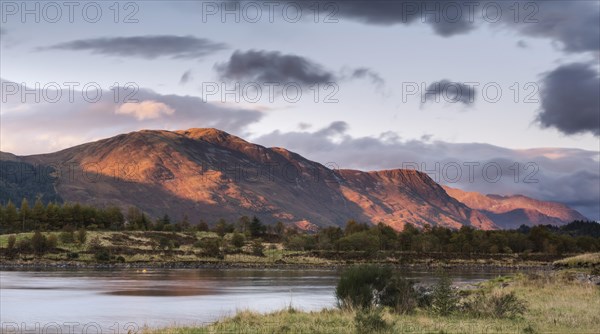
left=31, top=231, right=48, bottom=255
left=354, top=308, right=389, bottom=333
left=464, top=291, right=527, bottom=319
left=59, top=230, right=75, bottom=244
left=285, top=235, right=316, bottom=251
left=336, top=265, right=391, bottom=310
left=379, top=275, right=418, bottom=314
left=16, top=238, right=32, bottom=252
left=231, top=232, right=245, bottom=249
left=94, top=249, right=110, bottom=262
left=76, top=229, right=87, bottom=245
left=66, top=252, right=79, bottom=259
left=430, top=271, right=457, bottom=316
left=46, top=234, right=58, bottom=250
left=7, top=235, right=16, bottom=251
left=251, top=239, right=264, bottom=256
left=202, top=238, right=222, bottom=258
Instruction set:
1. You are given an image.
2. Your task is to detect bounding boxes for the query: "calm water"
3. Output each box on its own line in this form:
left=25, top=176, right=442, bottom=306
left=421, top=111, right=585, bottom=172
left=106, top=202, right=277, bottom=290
left=0, top=268, right=515, bottom=331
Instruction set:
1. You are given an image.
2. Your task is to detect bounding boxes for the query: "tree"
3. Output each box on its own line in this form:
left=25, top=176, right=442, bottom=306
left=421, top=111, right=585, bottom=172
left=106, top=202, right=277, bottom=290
left=19, top=198, right=30, bottom=231
left=4, top=200, right=19, bottom=232
left=274, top=221, right=286, bottom=238
left=344, top=220, right=369, bottom=236
left=249, top=216, right=266, bottom=238
left=31, top=197, right=46, bottom=226
left=431, top=271, right=457, bottom=316
left=197, top=220, right=209, bottom=232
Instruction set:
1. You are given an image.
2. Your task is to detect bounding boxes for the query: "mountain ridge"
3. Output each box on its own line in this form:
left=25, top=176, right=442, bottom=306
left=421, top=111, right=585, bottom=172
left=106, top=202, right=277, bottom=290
left=0, top=128, right=587, bottom=230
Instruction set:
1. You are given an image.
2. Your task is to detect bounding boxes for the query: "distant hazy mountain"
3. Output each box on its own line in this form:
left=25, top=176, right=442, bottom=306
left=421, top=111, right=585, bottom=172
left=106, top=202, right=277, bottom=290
left=0, top=128, right=586, bottom=230
left=443, top=186, right=588, bottom=229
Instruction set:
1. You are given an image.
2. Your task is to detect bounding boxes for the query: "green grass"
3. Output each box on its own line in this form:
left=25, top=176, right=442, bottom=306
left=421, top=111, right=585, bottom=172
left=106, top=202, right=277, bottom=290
left=149, top=272, right=600, bottom=333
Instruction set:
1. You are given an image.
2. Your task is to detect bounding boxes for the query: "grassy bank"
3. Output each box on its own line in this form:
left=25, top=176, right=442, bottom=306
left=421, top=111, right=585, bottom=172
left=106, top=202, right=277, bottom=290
left=0, top=231, right=573, bottom=268
left=151, top=271, right=600, bottom=333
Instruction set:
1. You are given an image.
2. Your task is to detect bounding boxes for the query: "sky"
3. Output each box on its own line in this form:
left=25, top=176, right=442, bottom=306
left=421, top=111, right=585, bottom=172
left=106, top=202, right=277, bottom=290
left=0, top=0, right=599, bottom=219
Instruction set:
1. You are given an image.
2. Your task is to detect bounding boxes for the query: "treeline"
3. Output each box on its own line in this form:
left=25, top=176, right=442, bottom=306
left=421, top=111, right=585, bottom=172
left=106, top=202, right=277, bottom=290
left=284, top=220, right=600, bottom=255
left=0, top=199, right=598, bottom=255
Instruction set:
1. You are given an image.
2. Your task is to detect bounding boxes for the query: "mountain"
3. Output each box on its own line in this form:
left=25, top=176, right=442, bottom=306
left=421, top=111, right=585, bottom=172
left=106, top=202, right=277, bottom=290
left=0, top=128, right=585, bottom=230
left=443, top=186, right=588, bottom=229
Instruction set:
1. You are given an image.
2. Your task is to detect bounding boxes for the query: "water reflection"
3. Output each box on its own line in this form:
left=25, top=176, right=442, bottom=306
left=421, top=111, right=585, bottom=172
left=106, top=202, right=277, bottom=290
left=0, top=268, right=515, bottom=329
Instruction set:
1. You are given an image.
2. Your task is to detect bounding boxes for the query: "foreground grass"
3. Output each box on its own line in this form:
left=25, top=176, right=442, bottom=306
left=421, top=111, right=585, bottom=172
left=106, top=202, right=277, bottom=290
left=150, top=271, right=600, bottom=334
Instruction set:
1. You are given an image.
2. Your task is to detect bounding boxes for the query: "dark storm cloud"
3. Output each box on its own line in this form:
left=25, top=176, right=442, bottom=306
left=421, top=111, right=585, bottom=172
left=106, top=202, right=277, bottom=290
left=215, top=50, right=335, bottom=85
left=179, top=70, right=193, bottom=85
left=422, top=80, right=477, bottom=105
left=253, top=122, right=600, bottom=220
left=38, top=35, right=228, bottom=60
left=537, top=63, right=600, bottom=136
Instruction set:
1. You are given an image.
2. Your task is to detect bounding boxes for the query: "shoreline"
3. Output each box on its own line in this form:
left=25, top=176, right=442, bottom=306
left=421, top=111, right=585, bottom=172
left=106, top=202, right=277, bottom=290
left=0, top=260, right=552, bottom=271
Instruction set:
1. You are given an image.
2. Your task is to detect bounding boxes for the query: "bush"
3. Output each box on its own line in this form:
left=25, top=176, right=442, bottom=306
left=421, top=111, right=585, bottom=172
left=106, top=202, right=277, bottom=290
left=94, top=249, right=110, bottom=262
left=231, top=232, right=245, bottom=249
left=46, top=234, right=58, bottom=250
left=251, top=239, right=264, bottom=256
left=76, top=229, right=87, bottom=245
left=66, top=252, right=79, bottom=259
left=285, top=235, right=317, bottom=251
left=7, top=235, right=16, bottom=251
left=31, top=231, right=48, bottom=255
left=59, top=230, right=75, bottom=244
left=354, top=308, right=389, bottom=334
left=337, top=265, right=389, bottom=309
left=337, top=231, right=380, bottom=255
left=16, top=238, right=32, bottom=252
left=379, top=275, right=418, bottom=314
left=202, top=238, right=223, bottom=258
left=464, top=291, right=527, bottom=319
left=430, top=271, right=457, bottom=316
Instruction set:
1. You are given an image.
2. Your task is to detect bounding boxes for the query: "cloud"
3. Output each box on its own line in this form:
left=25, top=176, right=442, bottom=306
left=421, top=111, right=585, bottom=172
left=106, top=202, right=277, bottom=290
left=38, top=35, right=228, bottom=59
left=504, top=1, right=600, bottom=54
left=215, top=50, right=386, bottom=96
left=537, top=63, right=600, bottom=136
left=215, top=50, right=335, bottom=85
left=348, top=68, right=386, bottom=91
left=115, top=101, right=175, bottom=120
left=422, top=80, right=477, bottom=105
left=179, top=70, right=193, bottom=85
left=231, top=1, right=598, bottom=53
left=252, top=122, right=600, bottom=220
left=0, top=79, right=262, bottom=155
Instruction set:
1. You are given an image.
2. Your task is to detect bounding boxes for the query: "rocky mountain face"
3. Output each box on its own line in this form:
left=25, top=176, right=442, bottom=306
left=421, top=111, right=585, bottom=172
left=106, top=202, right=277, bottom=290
left=0, top=128, right=586, bottom=230
left=443, top=186, right=588, bottom=229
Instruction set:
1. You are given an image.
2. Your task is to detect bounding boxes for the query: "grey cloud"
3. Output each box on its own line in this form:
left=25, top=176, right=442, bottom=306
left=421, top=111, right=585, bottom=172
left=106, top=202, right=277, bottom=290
left=232, top=1, right=598, bottom=53
left=537, top=63, right=600, bottom=136
left=216, top=50, right=385, bottom=94
left=0, top=79, right=262, bottom=155
left=253, top=122, right=600, bottom=220
left=349, top=68, right=385, bottom=90
left=180, top=70, right=193, bottom=85
left=215, top=50, right=335, bottom=85
left=38, top=35, right=227, bottom=60
left=422, top=80, right=477, bottom=105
